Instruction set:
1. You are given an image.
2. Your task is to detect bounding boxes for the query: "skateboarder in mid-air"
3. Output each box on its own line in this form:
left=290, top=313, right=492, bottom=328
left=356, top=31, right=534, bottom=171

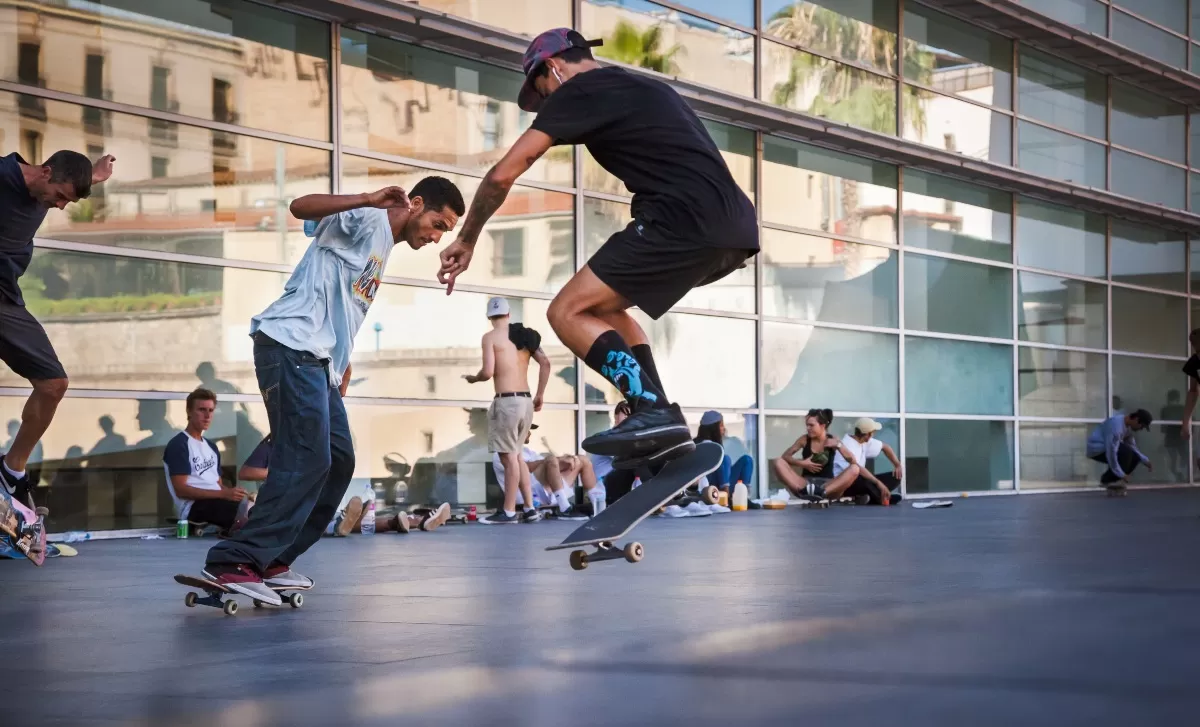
left=198, top=177, right=464, bottom=605
left=438, top=29, right=759, bottom=469
left=0, top=149, right=115, bottom=558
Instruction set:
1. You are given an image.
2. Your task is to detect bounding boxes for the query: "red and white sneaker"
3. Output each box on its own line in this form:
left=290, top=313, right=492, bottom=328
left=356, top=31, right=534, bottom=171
left=202, top=563, right=282, bottom=606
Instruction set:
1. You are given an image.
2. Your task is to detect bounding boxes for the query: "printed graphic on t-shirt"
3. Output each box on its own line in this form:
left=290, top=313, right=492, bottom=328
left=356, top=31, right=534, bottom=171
left=352, top=254, right=384, bottom=313
left=191, top=448, right=217, bottom=478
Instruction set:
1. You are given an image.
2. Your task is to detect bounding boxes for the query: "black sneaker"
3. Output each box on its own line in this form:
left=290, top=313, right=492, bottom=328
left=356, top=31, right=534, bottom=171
left=0, top=456, right=32, bottom=506
left=480, top=510, right=519, bottom=524
left=521, top=508, right=543, bottom=523
left=612, top=439, right=696, bottom=470
left=798, top=481, right=826, bottom=502
left=548, top=506, right=589, bottom=521
left=581, top=403, right=691, bottom=458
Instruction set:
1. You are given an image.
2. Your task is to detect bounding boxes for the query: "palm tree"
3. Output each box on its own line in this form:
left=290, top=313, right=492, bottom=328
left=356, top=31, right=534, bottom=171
left=600, top=20, right=684, bottom=75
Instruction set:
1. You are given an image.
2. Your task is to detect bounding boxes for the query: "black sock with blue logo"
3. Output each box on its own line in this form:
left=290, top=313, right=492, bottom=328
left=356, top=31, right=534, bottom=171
left=585, top=330, right=668, bottom=410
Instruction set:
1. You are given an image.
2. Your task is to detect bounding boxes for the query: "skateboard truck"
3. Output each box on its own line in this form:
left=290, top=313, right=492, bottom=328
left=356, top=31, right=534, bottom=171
left=569, top=541, right=644, bottom=571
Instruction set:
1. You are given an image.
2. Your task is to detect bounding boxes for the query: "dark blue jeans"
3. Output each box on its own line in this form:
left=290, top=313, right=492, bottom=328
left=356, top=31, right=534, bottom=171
left=206, top=338, right=354, bottom=571
left=715, top=454, right=755, bottom=490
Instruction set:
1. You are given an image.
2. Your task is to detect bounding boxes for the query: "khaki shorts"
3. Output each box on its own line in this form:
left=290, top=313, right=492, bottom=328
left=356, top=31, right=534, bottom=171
left=488, top=395, right=534, bottom=453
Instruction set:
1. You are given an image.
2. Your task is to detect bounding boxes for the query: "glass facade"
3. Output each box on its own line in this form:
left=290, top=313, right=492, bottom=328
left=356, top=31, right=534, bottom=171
left=3, top=0, right=1199, bottom=533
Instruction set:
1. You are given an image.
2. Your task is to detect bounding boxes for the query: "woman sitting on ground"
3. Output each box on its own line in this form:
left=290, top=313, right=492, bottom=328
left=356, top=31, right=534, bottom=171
left=695, top=410, right=754, bottom=493
left=772, top=408, right=859, bottom=501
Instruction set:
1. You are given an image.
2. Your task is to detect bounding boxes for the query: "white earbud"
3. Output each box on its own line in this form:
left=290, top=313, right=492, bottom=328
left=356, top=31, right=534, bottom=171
left=551, top=67, right=565, bottom=85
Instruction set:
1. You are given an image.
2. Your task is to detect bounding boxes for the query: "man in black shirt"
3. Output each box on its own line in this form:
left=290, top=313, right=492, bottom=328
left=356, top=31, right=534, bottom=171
left=437, top=29, right=759, bottom=468
left=0, top=150, right=115, bottom=508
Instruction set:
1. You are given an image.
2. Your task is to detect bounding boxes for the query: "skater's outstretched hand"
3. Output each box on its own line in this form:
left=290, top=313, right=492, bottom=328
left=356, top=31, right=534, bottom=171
left=367, top=186, right=410, bottom=210
left=438, top=239, right=474, bottom=294
left=91, top=154, right=116, bottom=184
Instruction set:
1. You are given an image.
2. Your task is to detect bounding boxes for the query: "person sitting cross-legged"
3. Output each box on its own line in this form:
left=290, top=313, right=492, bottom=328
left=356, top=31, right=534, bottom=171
left=694, top=410, right=753, bottom=495
left=163, top=388, right=251, bottom=534
left=490, top=424, right=596, bottom=519
left=772, top=408, right=860, bottom=502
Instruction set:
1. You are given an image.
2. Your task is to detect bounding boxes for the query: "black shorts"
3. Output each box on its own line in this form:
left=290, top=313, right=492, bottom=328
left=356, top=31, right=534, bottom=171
left=587, top=220, right=756, bottom=320
left=0, top=302, right=66, bottom=381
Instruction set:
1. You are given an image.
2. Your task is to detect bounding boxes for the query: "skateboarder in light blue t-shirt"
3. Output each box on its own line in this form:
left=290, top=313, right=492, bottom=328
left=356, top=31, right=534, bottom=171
left=200, top=177, right=465, bottom=605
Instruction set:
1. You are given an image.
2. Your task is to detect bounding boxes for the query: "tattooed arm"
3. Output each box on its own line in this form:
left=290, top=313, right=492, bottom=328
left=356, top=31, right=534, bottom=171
left=438, top=129, right=553, bottom=293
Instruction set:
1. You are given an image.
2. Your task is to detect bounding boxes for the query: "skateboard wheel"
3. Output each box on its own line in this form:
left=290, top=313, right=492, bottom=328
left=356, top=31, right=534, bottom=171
left=700, top=486, right=719, bottom=505
left=623, top=542, right=644, bottom=563
left=223, top=600, right=238, bottom=616
left=254, top=599, right=264, bottom=609
left=569, top=550, right=589, bottom=571
left=184, top=592, right=197, bottom=608
left=290, top=593, right=304, bottom=609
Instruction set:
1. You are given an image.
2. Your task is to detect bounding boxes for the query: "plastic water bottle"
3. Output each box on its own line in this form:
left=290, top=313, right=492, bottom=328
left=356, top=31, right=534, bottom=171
left=731, top=482, right=749, bottom=512
left=303, top=219, right=318, bottom=237
left=588, top=489, right=606, bottom=516
left=361, top=498, right=376, bottom=536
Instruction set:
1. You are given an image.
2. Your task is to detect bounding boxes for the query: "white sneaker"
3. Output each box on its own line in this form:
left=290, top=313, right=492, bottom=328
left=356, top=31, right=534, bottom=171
left=263, top=566, right=314, bottom=590
left=684, top=501, right=712, bottom=517
left=707, top=503, right=731, bottom=514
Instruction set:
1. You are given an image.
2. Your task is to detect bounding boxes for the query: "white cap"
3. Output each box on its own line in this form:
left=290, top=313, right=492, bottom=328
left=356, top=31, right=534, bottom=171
left=853, top=417, right=883, bottom=434
left=486, top=297, right=510, bottom=318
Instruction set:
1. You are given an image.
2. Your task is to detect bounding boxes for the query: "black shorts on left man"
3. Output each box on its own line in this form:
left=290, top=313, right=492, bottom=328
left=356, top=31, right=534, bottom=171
left=0, top=301, right=67, bottom=380
left=587, top=220, right=755, bottom=320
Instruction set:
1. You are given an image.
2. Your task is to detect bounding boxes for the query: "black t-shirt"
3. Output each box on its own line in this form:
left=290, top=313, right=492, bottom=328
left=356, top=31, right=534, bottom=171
left=531, top=67, right=758, bottom=250
left=0, top=153, right=47, bottom=306
left=1184, top=355, right=1200, bottom=384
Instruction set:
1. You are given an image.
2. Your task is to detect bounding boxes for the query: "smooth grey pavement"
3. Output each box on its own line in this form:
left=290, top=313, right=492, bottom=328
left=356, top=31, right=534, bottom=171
left=3, top=490, right=1200, bottom=726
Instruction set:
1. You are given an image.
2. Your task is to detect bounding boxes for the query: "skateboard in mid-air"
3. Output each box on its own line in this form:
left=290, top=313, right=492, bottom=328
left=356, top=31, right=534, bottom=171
left=174, top=574, right=310, bottom=616
left=0, top=492, right=48, bottom=567
left=547, top=441, right=724, bottom=571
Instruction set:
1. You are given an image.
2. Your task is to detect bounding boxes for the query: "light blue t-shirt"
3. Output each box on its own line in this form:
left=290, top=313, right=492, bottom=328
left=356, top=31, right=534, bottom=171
left=251, top=208, right=392, bottom=387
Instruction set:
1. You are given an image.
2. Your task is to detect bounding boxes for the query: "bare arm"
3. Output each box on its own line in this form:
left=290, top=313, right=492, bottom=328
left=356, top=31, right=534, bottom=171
left=781, top=437, right=807, bottom=467
left=289, top=187, right=409, bottom=221
left=880, top=443, right=903, bottom=479
left=171, top=475, right=243, bottom=502
left=91, top=154, right=116, bottom=185
left=465, top=335, right=496, bottom=384
left=836, top=440, right=858, bottom=467
left=339, top=363, right=353, bottom=398
left=237, top=465, right=268, bottom=483
left=533, top=348, right=550, bottom=411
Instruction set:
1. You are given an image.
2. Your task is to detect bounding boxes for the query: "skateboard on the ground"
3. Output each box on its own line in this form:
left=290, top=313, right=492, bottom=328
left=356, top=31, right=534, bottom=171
left=174, top=574, right=310, bottom=616
left=0, top=492, right=48, bottom=566
left=1105, top=484, right=1128, bottom=498
left=547, top=441, right=724, bottom=571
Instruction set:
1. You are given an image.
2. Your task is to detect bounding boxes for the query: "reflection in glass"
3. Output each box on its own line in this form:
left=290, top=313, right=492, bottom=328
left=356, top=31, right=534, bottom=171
left=2, top=91, right=330, bottom=266
left=1113, top=1, right=1187, bottom=34
left=583, top=0, right=754, bottom=96
left=0, top=0, right=332, bottom=140
left=584, top=311, right=757, bottom=409
left=1015, top=197, right=1106, bottom=278
left=902, top=170, right=1012, bottom=262
left=404, top=0, right=572, bottom=37
left=905, top=255, right=1013, bottom=339
left=1020, top=0, right=1108, bottom=35
left=1017, top=47, right=1106, bottom=139
left=906, top=337, right=1013, bottom=415
left=1018, top=348, right=1107, bottom=418
left=341, top=155, right=575, bottom=294
left=339, top=30, right=572, bottom=186
left=1111, top=355, right=1188, bottom=423
left=1019, top=423, right=1104, bottom=489
left=1110, top=220, right=1186, bottom=293
left=761, top=40, right=897, bottom=135
left=1111, top=288, right=1187, bottom=356
left=761, top=229, right=897, bottom=327
left=905, top=419, right=1014, bottom=493
left=1111, top=10, right=1187, bottom=67
left=1017, top=120, right=1106, bottom=187
left=582, top=198, right=755, bottom=313
left=766, top=415, right=899, bottom=491
left=583, top=118, right=755, bottom=199
left=763, top=323, right=899, bottom=412
left=1111, top=81, right=1186, bottom=165
left=903, top=87, right=1012, bottom=165
left=1018, top=272, right=1107, bottom=349
left=761, top=0, right=898, bottom=74
left=903, top=2, right=1012, bottom=110
left=761, top=136, right=898, bottom=242
left=1110, top=150, right=1186, bottom=210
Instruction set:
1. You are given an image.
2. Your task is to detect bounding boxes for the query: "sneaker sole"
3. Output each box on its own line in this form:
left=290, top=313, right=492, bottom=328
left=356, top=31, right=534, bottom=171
left=201, top=570, right=283, bottom=606
left=581, top=423, right=692, bottom=457
left=479, top=518, right=518, bottom=525
left=337, top=498, right=364, bottom=537
left=612, top=440, right=696, bottom=470
left=421, top=504, right=451, bottom=531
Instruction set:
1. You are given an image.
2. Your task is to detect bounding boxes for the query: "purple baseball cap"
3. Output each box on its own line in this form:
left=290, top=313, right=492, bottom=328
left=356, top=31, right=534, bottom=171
left=518, top=28, right=603, bottom=112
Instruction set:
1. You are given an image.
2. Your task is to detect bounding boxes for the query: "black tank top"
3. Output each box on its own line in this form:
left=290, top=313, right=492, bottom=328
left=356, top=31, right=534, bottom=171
left=801, top=436, right=836, bottom=479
